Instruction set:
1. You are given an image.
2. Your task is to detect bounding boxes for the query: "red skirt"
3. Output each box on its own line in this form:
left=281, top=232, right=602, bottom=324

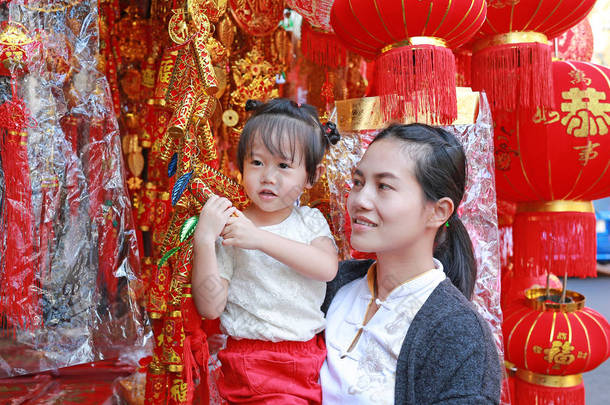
left=217, top=335, right=326, bottom=405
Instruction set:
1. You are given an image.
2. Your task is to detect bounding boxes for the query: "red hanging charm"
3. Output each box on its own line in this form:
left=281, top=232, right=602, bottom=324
left=0, top=22, right=42, bottom=332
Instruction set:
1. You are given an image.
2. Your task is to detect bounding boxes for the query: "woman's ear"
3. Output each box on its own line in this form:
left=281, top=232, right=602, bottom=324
left=305, top=164, right=325, bottom=189
left=428, top=197, right=454, bottom=228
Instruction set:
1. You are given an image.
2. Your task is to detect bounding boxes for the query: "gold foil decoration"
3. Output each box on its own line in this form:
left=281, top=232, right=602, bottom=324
left=335, top=87, right=480, bottom=132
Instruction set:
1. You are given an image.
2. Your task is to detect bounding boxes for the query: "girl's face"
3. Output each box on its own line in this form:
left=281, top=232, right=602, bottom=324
left=347, top=138, right=435, bottom=254
left=242, top=135, right=310, bottom=223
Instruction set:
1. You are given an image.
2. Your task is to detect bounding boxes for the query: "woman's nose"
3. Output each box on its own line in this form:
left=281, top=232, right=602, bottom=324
left=349, top=186, right=374, bottom=210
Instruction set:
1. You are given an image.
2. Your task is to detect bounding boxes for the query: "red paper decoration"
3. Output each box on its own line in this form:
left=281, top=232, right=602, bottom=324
left=286, top=0, right=334, bottom=32
left=472, top=0, right=596, bottom=112
left=330, top=0, right=486, bottom=124
left=503, top=289, right=610, bottom=405
left=494, top=60, right=610, bottom=278
left=229, top=0, right=284, bottom=36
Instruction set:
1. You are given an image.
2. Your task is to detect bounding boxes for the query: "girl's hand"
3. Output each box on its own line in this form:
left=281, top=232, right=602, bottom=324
left=221, top=210, right=262, bottom=250
left=194, top=195, right=236, bottom=245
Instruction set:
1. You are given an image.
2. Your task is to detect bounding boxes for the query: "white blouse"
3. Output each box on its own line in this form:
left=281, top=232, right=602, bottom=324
left=216, top=205, right=334, bottom=342
left=321, top=260, right=446, bottom=404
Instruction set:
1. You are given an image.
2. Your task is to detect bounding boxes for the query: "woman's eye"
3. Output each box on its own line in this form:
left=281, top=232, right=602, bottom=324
left=352, top=179, right=363, bottom=188
left=379, top=183, right=392, bottom=190
left=251, top=160, right=262, bottom=166
left=278, top=162, right=290, bottom=169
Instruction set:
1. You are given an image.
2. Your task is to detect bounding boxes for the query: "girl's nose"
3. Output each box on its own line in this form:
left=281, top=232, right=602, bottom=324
left=261, top=166, right=277, bottom=184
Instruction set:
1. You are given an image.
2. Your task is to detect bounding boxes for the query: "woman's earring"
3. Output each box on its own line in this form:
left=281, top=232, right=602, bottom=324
left=445, top=221, right=450, bottom=228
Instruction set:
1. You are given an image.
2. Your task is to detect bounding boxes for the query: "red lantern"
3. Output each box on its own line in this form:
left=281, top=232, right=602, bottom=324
left=503, top=288, right=610, bottom=405
left=494, top=60, right=610, bottom=278
left=472, top=0, right=595, bottom=112
left=330, top=0, right=486, bottom=124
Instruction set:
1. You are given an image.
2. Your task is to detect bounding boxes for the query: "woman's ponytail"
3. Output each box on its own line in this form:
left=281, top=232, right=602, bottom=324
left=433, top=215, right=477, bottom=299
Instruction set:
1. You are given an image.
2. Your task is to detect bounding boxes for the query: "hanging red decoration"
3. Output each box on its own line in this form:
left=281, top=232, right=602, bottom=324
left=472, top=0, right=596, bottom=112
left=300, top=21, right=347, bottom=69
left=0, top=21, right=42, bottom=332
left=494, top=60, right=610, bottom=278
left=286, top=0, right=334, bottom=32
left=503, top=288, right=610, bottom=405
left=330, top=0, right=486, bottom=124
left=228, top=0, right=284, bottom=37
left=555, top=18, right=594, bottom=62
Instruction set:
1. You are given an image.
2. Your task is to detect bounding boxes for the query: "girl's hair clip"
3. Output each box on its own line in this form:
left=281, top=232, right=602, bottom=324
left=322, top=121, right=341, bottom=145
left=245, top=99, right=263, bottom=112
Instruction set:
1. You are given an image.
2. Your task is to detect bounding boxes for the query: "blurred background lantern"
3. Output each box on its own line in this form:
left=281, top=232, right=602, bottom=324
left=493, top=59, right=610, bottom=278
left=503, top=288, right=610, bottom=405
left=330, top=0, right=486, bottom=124
left=472, top=0, right=596, bottom=112
left=286, top=0, right=334, bottom=32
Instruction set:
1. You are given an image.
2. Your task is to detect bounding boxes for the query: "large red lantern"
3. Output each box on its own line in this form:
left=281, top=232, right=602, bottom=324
left=330, top=0, right=486, bottom=124
left=493, top=60, right=610, bottom=278
left=472, top=0, right=596, bottom=112
left=503, top=288, right=610, bottom=405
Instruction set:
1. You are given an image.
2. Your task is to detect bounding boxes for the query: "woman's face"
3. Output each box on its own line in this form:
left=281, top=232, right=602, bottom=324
left=347, top=138, right=434, bottom=254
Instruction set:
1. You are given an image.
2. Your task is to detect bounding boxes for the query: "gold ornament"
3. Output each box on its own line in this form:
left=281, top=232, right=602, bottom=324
left=222, top=109, right=239, bottom=127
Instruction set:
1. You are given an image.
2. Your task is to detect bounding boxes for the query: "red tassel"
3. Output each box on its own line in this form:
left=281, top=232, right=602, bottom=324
left=513, top=210, right=597, bottom=278
left=472, top=42, right=554, bottom=112
left=376, top=44, right=457, bottom=124
left=514, top=374, right=584, bottom=405
left=301, top=22, right=347, bottom=69
left=454, top=49, right=472, bottom=88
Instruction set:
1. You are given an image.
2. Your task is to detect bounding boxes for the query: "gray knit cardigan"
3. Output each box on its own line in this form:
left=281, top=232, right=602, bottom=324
left=322, top=259, right=502, bottom=405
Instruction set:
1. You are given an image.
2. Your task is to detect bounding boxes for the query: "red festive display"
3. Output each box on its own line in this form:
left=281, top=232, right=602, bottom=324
left=503, top=288, right=610, bottom=405
left=494, top=60, right=610, bottom=278
left=330, top=0, right=486, bottom=124
left=286, top=0, right=334, bottom=31
left=472, top=0, right=596, bottom=112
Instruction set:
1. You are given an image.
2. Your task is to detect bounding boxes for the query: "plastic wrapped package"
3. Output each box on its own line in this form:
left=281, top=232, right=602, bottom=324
left=327, top=93, right=505, bottom=375
left=0, top=0, right=150, bottom=377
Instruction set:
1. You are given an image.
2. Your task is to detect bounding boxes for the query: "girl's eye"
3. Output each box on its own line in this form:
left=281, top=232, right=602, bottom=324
left=379, top=183, right=392, bottom=191
left=278, top=162, right=290, bottom=169
left=251, top=160, right=262, bottom=166
left=352, top=178, right=363, bottom=188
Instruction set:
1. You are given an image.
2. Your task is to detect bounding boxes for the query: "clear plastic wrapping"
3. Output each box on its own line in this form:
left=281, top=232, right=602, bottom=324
left=0, top=0, right=149, bottom=377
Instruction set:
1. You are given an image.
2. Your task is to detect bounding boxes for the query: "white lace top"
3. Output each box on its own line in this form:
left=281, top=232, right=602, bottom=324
left=216, top=205, right=334, bottom=342
left=321, top=260, right=446, bottom=404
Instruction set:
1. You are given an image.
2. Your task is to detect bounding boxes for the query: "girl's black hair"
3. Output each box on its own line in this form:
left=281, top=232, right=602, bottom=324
left=372, top=123, right=476, bottom=299
left=238, top=98, right=339, bottom=184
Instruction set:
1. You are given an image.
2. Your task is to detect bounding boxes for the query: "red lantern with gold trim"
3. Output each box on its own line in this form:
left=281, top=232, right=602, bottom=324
left=330, top=0, right=486, bottom=124
left=494, top=60, right=610, bottom=278
left=503, top=288, right=610, bottom=405
left=472, top=0, right=596, bottom=112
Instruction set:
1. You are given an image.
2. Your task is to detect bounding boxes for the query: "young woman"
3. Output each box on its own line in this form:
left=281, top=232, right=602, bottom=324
left=320, top=123, right=502, bottom=404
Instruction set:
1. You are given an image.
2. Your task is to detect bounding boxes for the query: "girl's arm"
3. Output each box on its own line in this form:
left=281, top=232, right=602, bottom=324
left=222, top=211, right=338, bottom=282
left=192, top=240, right=229, bottom=319
left=191, top=195, right=234, bottom=319
left=257, top=233, right=338, bottom=281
